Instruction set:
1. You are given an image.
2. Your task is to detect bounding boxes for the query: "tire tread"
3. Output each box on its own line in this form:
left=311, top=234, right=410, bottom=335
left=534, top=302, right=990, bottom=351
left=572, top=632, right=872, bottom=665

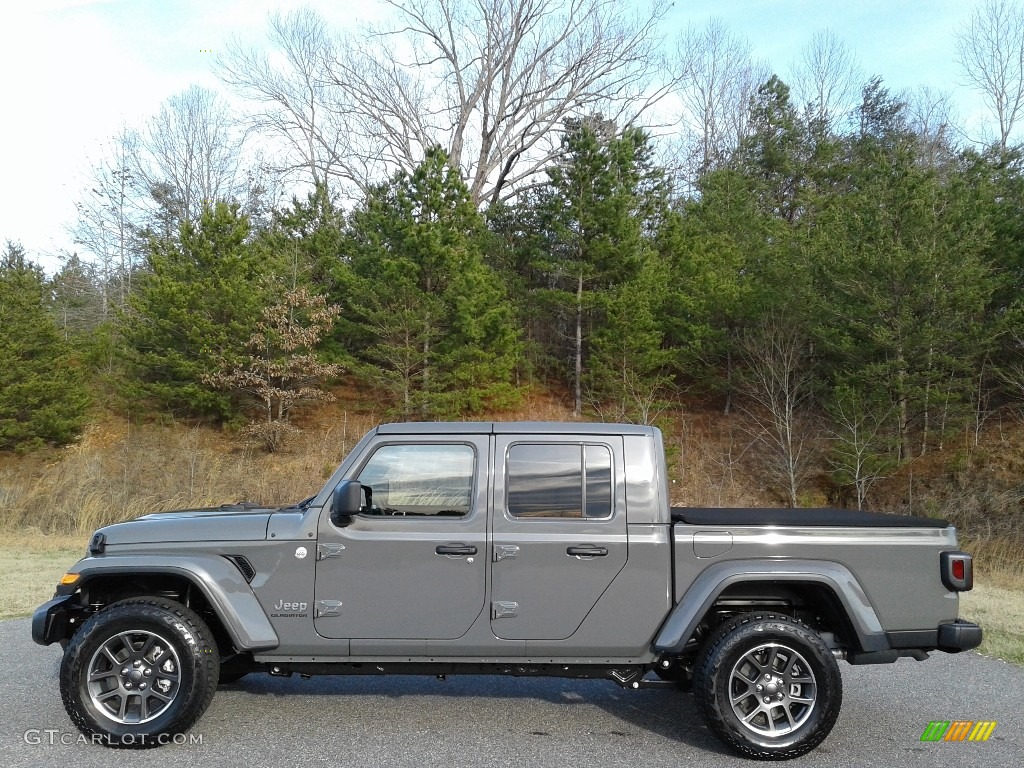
left=692, top=612, right=842, bottom=761
left=59, top=596, right=219, bottom=749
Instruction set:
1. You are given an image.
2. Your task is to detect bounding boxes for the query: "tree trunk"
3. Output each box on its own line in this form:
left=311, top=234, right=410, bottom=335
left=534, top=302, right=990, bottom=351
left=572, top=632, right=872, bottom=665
left=896, top=343, right=911, bottom=461
left=724, top=347, right=733, bottom=414
left=422, top=314, right=431, bottom=418
left=574, top=273, right=583, bottom=417
left=920, top=345, right=934, bottom=457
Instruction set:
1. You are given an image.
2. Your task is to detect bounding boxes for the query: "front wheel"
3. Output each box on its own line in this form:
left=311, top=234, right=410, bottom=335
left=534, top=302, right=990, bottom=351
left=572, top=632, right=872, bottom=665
left=692, top=612, right=842, bottom=760
left=59, top=597, right=219, bottom=748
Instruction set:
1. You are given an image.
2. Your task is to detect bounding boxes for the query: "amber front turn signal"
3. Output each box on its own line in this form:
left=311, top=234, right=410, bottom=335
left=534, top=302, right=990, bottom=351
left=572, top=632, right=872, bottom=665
left=59, top=573, right=80, bottom=586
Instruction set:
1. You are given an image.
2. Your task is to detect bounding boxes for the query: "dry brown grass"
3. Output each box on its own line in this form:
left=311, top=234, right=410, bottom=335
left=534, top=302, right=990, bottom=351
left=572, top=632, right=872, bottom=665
left=0, top=408, right=383, bottom=536
left=960, top=580, right=1024, bottom=665
left=0, top=533, right=84, bottom=618
left=663, top=411, right=768, bottom=507
left=4, top=391, right=1020, bottom=534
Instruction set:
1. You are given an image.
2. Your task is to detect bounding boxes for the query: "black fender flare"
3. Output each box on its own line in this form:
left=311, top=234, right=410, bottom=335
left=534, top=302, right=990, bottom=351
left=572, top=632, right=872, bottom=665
left=48, top=554, right=279, bottom=651
left=653, top=559, right=888, bottom=654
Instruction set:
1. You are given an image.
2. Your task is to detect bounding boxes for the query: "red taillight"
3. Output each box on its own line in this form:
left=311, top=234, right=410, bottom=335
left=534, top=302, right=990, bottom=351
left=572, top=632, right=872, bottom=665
left=952, top=559, right=965, bottom=581
left=941, top=551, right=973, bottom=591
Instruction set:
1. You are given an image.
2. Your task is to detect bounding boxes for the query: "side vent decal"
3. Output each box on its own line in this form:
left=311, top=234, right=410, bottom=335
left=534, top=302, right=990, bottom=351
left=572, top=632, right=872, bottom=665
left=224, top=555, right=256, bottom=583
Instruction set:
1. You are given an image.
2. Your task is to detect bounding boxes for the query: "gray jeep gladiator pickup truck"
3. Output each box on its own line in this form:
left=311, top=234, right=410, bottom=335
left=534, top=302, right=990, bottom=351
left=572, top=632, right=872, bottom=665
left=32, top=421, right=981, bottom=758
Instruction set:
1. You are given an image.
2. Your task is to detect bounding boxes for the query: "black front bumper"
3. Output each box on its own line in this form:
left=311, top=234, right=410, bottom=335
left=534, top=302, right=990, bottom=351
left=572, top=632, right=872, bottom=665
left=938, top=619, right=983, bottom=653
left=31, top=595, right=76, bottom=646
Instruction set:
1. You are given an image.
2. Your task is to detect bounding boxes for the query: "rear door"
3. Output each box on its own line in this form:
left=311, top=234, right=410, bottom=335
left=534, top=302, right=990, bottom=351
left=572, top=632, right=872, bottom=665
left=489, top=434, right=627, bottom=640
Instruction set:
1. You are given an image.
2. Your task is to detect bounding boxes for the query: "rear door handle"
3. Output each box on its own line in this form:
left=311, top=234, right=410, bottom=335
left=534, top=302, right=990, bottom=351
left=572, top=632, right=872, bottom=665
left=567, top=545, right=608, bottom=557
left=436, top=544, right=477, bottom=556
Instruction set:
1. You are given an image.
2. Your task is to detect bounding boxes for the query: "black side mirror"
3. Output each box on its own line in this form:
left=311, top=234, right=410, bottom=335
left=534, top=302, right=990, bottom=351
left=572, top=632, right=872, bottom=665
left=330, top=480, right=363, bottom=526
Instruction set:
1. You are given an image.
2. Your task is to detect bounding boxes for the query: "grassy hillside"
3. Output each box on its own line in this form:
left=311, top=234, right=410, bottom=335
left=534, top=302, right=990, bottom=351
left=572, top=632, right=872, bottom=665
left=1, top=387, right=1021, bottom=572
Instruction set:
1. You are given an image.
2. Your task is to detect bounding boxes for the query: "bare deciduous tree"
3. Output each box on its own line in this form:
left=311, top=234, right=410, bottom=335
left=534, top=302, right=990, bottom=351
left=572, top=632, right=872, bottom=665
left=790, top=29, right=862, bottom=131
left=68, top=128, right=146, bottom=315
left=49, top=253, right=104, bottom=340
left=955, top=0, right=1024, bottom=150
left=368, top=0, right=671, bottom=204
left=206, top=287, right=343, bottom=452
left=216, top=9, right=350, bottom=191
left=827, top=388, right=895, bottom=510
left=906, top=85, right=960, bottom=166
left=134, top=86, right=247, bottom=228
left=669, top=19, right=767, bottom=185
left=219, top=2, right=670, bottom=204
left=737, top=314, right=817, bottom=507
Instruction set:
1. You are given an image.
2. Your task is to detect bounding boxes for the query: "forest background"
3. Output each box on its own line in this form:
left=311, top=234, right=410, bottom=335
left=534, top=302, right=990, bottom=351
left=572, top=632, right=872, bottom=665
left=2, top=0, right=1023, bottom=658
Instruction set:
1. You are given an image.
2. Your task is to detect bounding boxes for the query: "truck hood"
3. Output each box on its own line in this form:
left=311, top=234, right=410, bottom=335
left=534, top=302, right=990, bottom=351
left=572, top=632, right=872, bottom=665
left=98, top=504, right=276, bottom=545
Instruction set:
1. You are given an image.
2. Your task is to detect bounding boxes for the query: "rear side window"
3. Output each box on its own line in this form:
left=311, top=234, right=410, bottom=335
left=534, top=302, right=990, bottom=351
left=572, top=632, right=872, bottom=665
left=506, top=443, right=612, bottom=519
left=357, top=443, right=475, bottom=517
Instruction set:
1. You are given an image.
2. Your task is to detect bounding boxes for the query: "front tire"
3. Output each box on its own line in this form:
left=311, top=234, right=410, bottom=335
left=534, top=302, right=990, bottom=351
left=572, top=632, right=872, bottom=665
left=692, top=612, right=842, bottom=760
left=59, top=597, right=219, bottom=748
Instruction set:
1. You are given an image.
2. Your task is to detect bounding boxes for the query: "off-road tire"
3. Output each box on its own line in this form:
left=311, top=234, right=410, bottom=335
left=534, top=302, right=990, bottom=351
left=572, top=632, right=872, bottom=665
left=59, top=597, right=219, bottom=748
left=692, top=612, right=842, bottom=760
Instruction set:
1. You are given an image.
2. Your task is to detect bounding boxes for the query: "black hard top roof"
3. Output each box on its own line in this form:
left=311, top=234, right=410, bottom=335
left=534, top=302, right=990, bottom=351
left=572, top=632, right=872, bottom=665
left=375, top=421, right=655, bottom=436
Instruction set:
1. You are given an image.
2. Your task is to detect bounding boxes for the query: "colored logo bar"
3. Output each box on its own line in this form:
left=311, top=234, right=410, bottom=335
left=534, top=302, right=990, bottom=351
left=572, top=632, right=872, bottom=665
left=920, top=721, right=997, bottom=742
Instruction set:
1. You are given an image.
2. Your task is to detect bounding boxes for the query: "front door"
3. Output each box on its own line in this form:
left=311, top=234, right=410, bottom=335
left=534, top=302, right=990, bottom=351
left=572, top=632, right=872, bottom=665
left=314, top=437, right=488, bottom=640
left=489, top=435, right=628, bottom=640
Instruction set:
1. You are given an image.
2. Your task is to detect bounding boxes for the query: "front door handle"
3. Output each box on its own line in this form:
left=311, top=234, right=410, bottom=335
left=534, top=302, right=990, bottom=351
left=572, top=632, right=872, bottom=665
left=567, top=545, right=608, bottom=557
left=436, top=544, right=477, bottom=556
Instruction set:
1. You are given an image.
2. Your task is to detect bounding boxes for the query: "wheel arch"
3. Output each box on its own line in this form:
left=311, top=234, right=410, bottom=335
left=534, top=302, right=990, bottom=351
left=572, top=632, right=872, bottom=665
left=62, top=555, right=278, bottom=653
left=653, top=559, right=888, bottom=656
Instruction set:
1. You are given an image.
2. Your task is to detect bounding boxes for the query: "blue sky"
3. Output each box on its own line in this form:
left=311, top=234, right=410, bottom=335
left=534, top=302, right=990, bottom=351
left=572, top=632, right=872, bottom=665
left=0, top=0, right=987, bottom=270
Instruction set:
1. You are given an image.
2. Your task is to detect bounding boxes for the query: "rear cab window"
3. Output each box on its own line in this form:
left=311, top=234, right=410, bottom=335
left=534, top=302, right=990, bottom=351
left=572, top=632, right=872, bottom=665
left=506, top=443, right=613, bottom=519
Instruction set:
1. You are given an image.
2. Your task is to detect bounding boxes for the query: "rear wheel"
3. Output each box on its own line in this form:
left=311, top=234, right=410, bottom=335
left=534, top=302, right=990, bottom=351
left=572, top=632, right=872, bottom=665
left=692, top=612, right=842, bottom=760
left=59, top=597, right=219, bottom=748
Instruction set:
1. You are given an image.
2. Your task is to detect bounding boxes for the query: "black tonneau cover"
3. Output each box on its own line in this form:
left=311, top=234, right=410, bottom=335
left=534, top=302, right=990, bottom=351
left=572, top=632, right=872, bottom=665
left=670, top=507, right=949, bottom=528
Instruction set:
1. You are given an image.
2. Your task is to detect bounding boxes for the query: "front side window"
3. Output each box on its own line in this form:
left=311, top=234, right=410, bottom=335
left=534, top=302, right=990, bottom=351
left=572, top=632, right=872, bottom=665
left=356, top=443, right=475, bottom=517
left=506, top=443, right=613, bottom=519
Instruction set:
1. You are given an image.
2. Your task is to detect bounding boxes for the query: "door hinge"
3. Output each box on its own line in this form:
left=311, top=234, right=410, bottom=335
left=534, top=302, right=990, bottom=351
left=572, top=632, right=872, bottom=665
left=493, top=544, right=520, bottom=562
left=317, top=543, right=346, bottom=560
left=314, top=599, right=343, bottom=618
left=491, top=601, right=519, bottom=619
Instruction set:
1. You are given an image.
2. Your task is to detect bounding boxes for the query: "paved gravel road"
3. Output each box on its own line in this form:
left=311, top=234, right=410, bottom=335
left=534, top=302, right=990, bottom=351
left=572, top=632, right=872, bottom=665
left=0, top=617, right=1019, bottom=768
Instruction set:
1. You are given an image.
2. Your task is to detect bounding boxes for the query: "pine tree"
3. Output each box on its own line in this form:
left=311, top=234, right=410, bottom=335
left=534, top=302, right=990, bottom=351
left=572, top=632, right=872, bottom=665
left=587, top=257, right=673, bottom=423
left=121, top=202, right=281, bottom=420
left=658, top=169, right=773, bottom=412
left=0, top=242, right=89, bottom=449
left=811, top=82, right=994, bottom=460
left=538, top=118, right=668, bottom=416
left=50, top=253, right=105, bottom=340
left=347, top=147, right=520, bottom=417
